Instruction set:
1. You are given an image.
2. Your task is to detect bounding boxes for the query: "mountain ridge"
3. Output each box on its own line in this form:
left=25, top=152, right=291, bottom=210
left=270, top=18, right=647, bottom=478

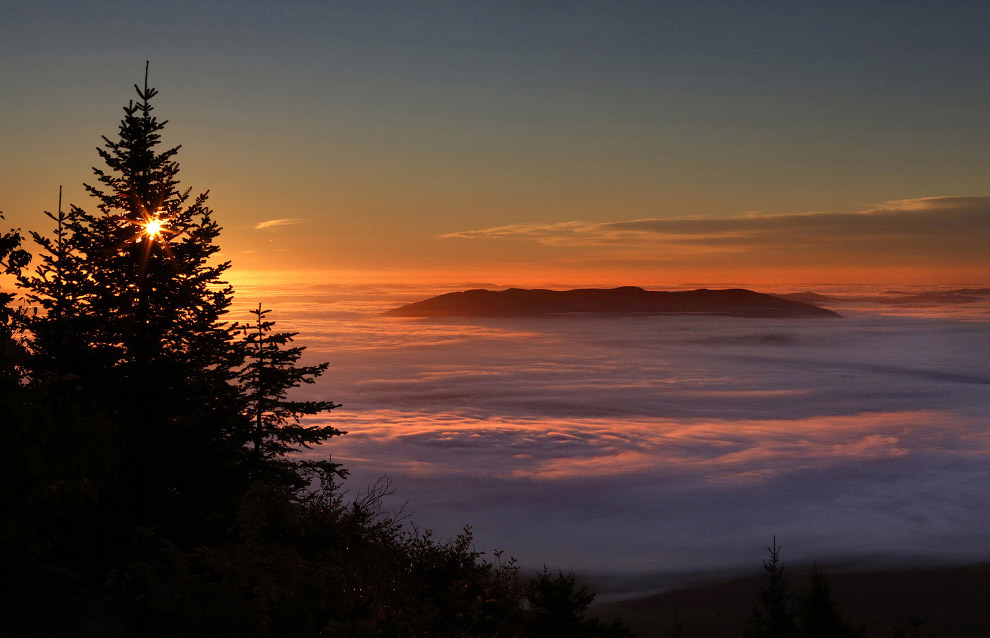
left=384, top=287, right=841, bottom=318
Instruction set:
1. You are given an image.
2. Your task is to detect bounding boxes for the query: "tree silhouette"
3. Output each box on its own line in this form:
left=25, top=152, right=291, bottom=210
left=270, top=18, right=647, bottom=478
left=800, top=563, right=862, bottom=638
left=747, top=537, right=797, bottom=638
left=0, top=213, right=30, bottom=479
left=6, top=68, right=266, bottom=579
left=0, top=213, right=29, bottom=371
left=526, top=568, right=635, bottom=637
left=17, top=187, right=131, bottom=402
left=60, top=65, right=251, bottom=537
left=239, top=302, right=345, bottom=489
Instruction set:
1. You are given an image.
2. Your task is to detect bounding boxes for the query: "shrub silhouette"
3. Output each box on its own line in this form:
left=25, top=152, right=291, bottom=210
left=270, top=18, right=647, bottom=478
left=526, top=568, right=635, bottom=637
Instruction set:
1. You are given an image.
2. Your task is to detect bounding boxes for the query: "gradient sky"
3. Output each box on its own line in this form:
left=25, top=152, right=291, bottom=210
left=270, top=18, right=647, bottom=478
left=2, top=0, right=989, bottom=285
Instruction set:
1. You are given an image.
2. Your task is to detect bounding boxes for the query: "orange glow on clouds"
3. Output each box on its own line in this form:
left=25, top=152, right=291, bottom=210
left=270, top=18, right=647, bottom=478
left=299, top=409, right=986, bottom=482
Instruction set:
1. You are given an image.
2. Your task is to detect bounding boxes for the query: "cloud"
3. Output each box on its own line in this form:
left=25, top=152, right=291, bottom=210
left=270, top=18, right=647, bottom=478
left=311, top=409, right=984, bottom=484
left=254, top=217, right=304, bottom=230
left=441, top=196, right=990, bottom=266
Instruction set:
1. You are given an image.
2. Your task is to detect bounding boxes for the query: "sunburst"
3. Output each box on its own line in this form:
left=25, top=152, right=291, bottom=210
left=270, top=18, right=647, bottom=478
left=143, top=217, right=165, bottom=239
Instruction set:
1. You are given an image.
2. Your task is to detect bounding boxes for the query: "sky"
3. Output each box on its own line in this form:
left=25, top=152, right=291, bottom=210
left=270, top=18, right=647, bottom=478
left=2, top=0, right=989, bottom=286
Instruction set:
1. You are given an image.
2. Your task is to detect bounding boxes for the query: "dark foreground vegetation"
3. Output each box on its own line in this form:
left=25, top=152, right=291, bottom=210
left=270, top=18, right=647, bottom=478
left=0, top=68, right=632, bottom=637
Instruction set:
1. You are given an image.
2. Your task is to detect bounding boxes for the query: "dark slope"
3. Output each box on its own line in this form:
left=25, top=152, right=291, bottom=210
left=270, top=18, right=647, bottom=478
left=384, top=287, right=840, bottom=318
left=592, top=563, right=990, bottom=638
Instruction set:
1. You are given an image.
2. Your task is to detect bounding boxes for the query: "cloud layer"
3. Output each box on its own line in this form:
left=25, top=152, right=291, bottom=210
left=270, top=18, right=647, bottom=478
left=258, top=287, right=990, bottom=577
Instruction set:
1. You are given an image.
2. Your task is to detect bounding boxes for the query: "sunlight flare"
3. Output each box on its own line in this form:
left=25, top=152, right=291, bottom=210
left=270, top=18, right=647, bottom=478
left=143, top=217, right=165, bottom=239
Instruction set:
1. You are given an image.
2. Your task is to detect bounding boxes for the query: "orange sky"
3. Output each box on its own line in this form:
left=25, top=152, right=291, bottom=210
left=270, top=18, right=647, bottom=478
left=221, top=195, right=988, bottom=288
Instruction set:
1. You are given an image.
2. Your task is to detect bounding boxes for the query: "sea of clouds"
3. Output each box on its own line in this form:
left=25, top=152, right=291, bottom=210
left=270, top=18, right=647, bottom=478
left=231, top=283, right=990, bottom=589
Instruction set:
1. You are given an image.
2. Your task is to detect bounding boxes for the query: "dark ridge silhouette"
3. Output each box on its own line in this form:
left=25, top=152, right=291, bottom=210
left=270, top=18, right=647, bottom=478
left=779, top=288, right=990, bottom=306
left=869, top=291, right=984, bottom=305
left=384, top=287, right=841, bottom=318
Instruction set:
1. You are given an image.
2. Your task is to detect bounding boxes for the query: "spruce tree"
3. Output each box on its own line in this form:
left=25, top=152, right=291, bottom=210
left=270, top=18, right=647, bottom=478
left=747, top=537, right=797, bottom=638
left=239, top=303, right=345, bottom=490
left=4, top=67, right=353, bottom=634
left=13, top=194, right=121, bottom=568
left=800, top=564, right=861, bottom=638
left=17, top=189, right=94, bottom=385
left=19, top=65, right=252, bottom=545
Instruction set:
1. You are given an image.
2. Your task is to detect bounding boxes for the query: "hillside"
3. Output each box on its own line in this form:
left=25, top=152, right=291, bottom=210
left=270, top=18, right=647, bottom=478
left=592, top=563, right=990, bottom=637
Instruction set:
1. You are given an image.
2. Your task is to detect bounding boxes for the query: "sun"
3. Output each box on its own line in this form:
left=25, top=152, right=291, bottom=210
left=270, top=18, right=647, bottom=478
left=143, top=217, right=165, bottom=239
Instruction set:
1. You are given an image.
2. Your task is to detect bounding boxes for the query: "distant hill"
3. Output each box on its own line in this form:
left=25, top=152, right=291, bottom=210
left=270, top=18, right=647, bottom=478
left=866, top=291, right=984, bottom=305
left=383, top=287, right=841, bottom=318
left=777, top=289, right=988, bottom=306
left=592, top=562, right=990, bottom=638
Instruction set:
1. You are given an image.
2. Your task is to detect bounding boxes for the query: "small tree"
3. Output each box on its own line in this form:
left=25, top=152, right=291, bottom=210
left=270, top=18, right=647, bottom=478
left=17, top=189, right=96, bottom=386
left=526, top=568, right=635, bottom=638
left=800, top=563, right=861, bottom=638
left=239, top=303, right=345, bottom=489
left=747, top=537, right=797, bottom=638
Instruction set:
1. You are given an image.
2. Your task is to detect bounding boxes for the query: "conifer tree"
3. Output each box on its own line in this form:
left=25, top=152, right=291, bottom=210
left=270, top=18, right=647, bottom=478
left=17, top=189, right=93, bottom=384
left=77, top=64, right=240, bottom=387
left=800, top=563, right=861, bottom=638
left=0, top=215, right=63, bottom=579
left=19, top=65, right=252, bottom=542
left=239, top=303, right=345, bottom=489
left=747, top=537, right=797, bottom=638
left=11, top=195, right=121, bottom=567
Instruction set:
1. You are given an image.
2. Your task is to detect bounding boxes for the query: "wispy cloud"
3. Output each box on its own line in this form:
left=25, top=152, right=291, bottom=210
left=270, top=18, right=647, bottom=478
left=254, top=217, right=304, bottom=230
left=440, top=197, right=990, bottom=266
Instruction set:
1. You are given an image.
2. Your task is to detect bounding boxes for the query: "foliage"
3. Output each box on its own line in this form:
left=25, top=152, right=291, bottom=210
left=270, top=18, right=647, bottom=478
left=0, top=214, right=30, bottom=339
left=526, top=568, right=635, bottom=638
